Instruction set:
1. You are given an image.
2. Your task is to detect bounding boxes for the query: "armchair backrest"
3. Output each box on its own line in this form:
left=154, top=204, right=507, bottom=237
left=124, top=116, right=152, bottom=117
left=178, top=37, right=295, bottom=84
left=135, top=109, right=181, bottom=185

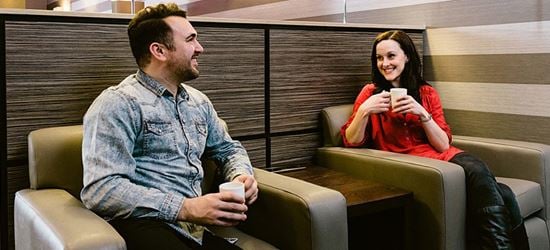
left=320, top=104, right=353, bottom=147
left=27, top=121, right=231, bottom=199
left=28, top=125, right=84, bottom=198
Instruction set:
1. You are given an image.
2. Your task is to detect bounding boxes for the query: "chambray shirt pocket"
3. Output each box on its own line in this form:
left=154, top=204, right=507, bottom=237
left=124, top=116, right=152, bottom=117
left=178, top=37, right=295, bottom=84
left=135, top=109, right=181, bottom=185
left=190, top=118, right=207, bottom=157
left=143, top=121, right=178, bottom=160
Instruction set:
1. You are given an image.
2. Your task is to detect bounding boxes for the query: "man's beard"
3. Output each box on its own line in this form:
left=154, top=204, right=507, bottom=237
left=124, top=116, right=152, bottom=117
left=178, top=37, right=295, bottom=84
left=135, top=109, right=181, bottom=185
left=172, top=62, right=199, bottom=83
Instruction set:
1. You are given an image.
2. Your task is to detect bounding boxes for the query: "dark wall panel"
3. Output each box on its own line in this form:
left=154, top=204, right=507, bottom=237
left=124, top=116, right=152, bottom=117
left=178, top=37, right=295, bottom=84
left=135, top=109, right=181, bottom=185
left=5, top=21, right=134, bottom=160
left=270, top=132, right=319, bottom=170
left=270, top=30, right=373, bottom=133
left=191, top=26, right=265, bottom=137
left=239, top=138, right=266, bottom=169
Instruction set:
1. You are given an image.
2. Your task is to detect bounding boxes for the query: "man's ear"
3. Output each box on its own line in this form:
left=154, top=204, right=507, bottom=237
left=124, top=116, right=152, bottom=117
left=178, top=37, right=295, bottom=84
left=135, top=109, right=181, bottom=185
left=149, top=42, right=167, bottom=61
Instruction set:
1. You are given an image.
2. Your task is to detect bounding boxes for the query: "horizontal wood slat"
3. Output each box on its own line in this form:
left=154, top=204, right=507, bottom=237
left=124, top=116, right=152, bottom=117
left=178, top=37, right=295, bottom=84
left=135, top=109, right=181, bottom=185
left=445, top=109, right=550, bottom=146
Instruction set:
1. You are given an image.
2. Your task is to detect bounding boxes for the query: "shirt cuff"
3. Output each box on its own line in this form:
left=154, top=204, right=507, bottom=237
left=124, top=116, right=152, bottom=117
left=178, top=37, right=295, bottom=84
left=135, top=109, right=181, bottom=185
left=159, top=192, right=185, bottom=222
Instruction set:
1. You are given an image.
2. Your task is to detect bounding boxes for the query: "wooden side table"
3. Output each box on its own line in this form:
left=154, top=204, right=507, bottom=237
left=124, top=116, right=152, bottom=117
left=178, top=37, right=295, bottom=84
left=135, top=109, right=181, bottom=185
left=282, top=165, right=413, bottom=250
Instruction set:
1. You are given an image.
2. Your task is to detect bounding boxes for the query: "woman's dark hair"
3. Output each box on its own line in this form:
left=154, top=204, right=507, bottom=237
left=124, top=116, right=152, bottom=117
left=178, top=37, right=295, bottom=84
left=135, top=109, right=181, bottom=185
left=371, top=30, right=427, bottom=103
left=128, top=3, right=187, bottom=68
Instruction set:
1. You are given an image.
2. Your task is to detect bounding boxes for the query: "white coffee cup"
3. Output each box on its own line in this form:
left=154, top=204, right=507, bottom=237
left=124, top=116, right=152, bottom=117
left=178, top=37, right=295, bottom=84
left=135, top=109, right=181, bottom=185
left=390, top=88, right=407, bottom=108
left=219, top=182, right=245, bottom=199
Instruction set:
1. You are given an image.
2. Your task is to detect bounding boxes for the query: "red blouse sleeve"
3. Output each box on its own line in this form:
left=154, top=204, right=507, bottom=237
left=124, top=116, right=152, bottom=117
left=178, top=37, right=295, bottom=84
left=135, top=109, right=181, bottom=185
left=341, top=84, right=375, bottom=147
left=421, top=85, right=453, bottom=142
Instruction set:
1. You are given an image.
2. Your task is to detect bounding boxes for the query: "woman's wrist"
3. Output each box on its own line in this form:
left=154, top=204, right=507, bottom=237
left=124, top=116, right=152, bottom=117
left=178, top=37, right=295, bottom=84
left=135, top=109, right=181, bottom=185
left=420, top=113, right=432, bottom=123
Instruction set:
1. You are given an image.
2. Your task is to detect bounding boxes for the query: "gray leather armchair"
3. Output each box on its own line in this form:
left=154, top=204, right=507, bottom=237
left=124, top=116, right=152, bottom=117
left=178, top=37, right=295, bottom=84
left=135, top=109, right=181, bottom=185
left=317, top=104, right=550, bottom=250
left=15, top=125, right=348, bottom=250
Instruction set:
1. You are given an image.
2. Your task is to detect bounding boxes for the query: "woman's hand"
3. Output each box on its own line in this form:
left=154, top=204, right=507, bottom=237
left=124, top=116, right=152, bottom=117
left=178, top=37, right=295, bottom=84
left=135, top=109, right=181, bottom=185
left=392, top=95, right=430, bottom=120
left=357, top=91, right=391, bottom=118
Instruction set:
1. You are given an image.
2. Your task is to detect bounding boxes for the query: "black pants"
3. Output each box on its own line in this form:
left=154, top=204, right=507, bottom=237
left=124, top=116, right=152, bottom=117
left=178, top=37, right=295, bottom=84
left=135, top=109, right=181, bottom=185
left=450, top=152, right=523, bottom=234
left=109, top=218, right=242, bottom=250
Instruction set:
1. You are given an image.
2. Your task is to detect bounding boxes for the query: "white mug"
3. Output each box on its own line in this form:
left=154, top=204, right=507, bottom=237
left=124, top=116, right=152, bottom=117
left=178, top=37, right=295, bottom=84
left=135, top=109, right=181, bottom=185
left=390, top=88, right=407, bottom=108
left=219, top=182, right=245, bottom=199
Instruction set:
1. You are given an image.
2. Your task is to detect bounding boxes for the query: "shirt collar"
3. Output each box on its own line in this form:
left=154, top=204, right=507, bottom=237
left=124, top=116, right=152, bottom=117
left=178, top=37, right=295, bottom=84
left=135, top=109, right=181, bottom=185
left=136, top=69, right=189, bottom=100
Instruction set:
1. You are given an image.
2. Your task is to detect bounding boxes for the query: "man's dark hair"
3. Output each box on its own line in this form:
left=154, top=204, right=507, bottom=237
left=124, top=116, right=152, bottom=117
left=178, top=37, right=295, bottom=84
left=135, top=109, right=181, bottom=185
left=128, top=3, right=187, bottom=68
left=371, top=30, right=426, bottom=103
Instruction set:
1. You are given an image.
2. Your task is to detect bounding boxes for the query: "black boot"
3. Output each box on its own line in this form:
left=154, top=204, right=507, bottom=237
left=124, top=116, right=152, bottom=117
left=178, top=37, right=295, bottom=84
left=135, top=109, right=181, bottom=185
left=476, top=206, right=514, bottom=250
left=512, top=221, right=529, bottom=250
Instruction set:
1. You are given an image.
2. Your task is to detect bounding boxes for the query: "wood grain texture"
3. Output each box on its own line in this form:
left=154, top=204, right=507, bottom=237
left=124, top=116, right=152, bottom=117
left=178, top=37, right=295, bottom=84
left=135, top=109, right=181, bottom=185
left=190, top=26, right=265, bottom=138
left=5, top=22, right=265, bottom=160
left=5, top=21, right=135, bottom=160
left=270, top=30, right=423, bottom=133
left=444, top=109, right=550, bottom=146
left=270, top=30, right=372, bottom=133
left=239, top=138, right=266, bottom=169
left=270, top=132, right=320, bottom=171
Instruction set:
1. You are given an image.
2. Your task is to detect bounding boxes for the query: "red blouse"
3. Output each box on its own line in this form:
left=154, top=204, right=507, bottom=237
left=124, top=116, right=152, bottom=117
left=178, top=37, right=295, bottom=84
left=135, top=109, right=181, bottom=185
left=341, top=83, right=462, bottom=161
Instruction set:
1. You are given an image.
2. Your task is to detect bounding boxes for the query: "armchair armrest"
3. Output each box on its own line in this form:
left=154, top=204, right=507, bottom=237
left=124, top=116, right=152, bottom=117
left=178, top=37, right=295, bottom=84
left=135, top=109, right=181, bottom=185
left=316, top=147, right=466, bottom=250
left=14, top=189, right=126, bottom=250
left=239, top=168, right=348, bottom=250
left=453, top=135, right=550, bottom=222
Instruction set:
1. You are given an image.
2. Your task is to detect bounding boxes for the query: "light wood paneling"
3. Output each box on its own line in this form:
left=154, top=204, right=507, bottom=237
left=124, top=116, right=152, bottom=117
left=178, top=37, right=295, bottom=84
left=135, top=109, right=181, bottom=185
left=444, top=109, right=550, bottom=146
left=424, top=54, right=550, bottom=84
left=297, top=0, right=550, bottom=28
left=425, top=21, right=550, bottom=56
left=432, top=81, right=550, bottom=118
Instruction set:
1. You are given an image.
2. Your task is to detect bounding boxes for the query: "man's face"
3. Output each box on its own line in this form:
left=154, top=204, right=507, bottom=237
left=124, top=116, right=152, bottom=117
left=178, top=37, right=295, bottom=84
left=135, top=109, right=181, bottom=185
left=163, top=16, right=204, bottom=82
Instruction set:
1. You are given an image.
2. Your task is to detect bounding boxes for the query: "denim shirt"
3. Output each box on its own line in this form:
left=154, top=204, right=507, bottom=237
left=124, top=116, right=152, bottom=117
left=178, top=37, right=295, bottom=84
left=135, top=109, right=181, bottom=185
left=81, top=70, right=253, bottom=243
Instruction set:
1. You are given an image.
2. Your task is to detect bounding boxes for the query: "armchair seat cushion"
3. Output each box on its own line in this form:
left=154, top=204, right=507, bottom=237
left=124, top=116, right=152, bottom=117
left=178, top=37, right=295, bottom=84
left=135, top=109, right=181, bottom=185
left=497, top=177, right=544, bottom=219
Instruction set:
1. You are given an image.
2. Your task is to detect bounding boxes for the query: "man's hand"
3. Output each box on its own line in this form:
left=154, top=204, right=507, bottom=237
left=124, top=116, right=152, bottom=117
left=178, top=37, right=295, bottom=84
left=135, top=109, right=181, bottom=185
left=177, top=193, right=247, bottom=226
left=234, top=174, right=258, bottom=205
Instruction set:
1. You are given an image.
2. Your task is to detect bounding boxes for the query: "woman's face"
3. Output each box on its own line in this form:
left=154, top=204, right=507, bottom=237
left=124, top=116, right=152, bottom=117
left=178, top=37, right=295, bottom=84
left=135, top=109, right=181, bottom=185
left=376, top=39, right=408, bottom=87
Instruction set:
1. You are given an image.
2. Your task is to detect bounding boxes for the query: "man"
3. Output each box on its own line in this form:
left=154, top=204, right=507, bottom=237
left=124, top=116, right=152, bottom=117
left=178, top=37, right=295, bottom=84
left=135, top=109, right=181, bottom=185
left=81, top=3, right=258, bottom=249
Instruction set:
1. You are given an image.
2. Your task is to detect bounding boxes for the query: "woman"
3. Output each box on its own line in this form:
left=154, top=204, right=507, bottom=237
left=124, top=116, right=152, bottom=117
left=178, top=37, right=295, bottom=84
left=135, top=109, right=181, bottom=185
left=341, top=30, right=528, bottom=250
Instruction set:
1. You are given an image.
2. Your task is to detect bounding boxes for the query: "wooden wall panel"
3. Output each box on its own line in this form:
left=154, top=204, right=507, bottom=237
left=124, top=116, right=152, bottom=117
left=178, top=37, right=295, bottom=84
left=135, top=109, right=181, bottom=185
left=239, top=138, right=266, bottom=169
left=191, top=26, right=265, bottom=138
left=270, top=30, right=373, bottom=133
left=5, top=21, right=135, bottom=160
left=270, top=132, right=319, bottom=171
